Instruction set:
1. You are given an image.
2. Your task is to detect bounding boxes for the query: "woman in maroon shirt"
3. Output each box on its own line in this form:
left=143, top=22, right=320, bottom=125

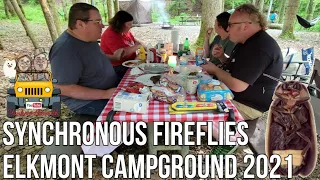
left=100, top=10, right=144, bottom=79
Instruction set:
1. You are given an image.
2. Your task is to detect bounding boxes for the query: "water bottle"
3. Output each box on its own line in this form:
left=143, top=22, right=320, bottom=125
left=183, top=38, right=190, bottom=51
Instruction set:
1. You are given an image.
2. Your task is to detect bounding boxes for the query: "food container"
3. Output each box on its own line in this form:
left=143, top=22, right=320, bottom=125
left=197, top=79, right=234, bottom=102
left=113, top=91, right=150, bottom=114
left=186, top=76, right=199, bottom=94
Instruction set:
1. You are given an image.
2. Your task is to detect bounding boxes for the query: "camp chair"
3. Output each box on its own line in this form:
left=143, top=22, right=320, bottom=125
left=296, top=15, right=320, bottom=28
left=281, top=47, right=315, bottom=82
left=308, top=58, right=320, bottom=98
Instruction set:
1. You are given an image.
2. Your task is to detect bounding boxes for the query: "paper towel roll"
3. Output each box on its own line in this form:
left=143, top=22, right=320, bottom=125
left=171, top=30, right=180, bottom=52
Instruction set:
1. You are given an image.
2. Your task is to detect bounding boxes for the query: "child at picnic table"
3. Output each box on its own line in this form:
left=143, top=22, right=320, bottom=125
left=100, top=10, right=145, bottom=79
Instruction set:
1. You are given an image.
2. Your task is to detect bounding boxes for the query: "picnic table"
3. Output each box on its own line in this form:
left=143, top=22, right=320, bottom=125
left=82, top=65, right=244, bottom=156
left=179, top=16, right=201, bottom=25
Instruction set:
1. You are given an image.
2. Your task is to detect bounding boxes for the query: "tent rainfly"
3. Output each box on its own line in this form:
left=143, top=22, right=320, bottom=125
left=119, top=0, right=152, bottom=25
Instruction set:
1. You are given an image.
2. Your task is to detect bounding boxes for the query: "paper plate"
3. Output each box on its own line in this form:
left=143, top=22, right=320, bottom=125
left=133, top=74, right=161, bottom=86
left=122, top=60, right=143, bottom=68
left=174, top=65, right=202, bottom=74
left=139, top=63, right=169, bottom=74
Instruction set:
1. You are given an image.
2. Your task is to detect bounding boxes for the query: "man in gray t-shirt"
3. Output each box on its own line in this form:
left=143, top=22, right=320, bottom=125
left=49, top=3, right=124, bottom=116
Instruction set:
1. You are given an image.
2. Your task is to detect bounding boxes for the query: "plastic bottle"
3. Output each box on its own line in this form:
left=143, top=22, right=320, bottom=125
left=139, top=46, right=146, bottom=61
left=183, top=38, right=190, bottom=51
left=180, top=53, right=188, bottom=65
left=146, top=44, right=153, bottom=64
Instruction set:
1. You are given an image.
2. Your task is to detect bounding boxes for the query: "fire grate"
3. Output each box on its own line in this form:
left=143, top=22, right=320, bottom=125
left=161, top=22, right=174, bottom=29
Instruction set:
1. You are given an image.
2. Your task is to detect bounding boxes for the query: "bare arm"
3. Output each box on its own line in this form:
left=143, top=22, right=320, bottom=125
left=212, top=68, right=249, bottom=92
left=54, top=84, right=116, bottom=100
left=134, top=38, right=144, bottom=46
left=204, top=28, right=213, bottom=58
left=201, top=62, right=249, bottom=92
left=106, top=48, right=126, bottom=62
left=204, top=37, right=211, bottom=58
left=123, top=45, right=141, bottom=58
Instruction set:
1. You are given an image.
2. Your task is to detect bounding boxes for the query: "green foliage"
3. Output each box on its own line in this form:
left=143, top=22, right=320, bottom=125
left=168, top=1, right=189, bottom=17
left=224, top=0, right=250, bottom=10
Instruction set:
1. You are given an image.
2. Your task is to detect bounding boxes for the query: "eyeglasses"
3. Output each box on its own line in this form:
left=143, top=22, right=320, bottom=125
left=228, top=21, right=252, bottom=27
left=79, top=19, right=104, bottom=25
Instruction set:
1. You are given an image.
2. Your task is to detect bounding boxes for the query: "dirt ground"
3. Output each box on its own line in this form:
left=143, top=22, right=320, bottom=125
left=0, top=20, right=320, bottom=179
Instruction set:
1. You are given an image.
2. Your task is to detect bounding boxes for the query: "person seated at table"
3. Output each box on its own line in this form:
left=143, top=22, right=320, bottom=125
left=100, top=10, right=145, bottom=79
left=49, top=3, right=124, bottom=116
left=204, top=12, right=236, bottom=66
left=201, top=4, right=283, bottom=120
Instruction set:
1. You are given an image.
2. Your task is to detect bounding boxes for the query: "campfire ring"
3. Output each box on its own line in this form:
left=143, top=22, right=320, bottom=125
left=161, top=22, right=174, bottom=29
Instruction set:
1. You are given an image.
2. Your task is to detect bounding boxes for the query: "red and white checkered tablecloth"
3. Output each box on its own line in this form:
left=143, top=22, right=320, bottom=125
left=98, top=69, right=244, bottom=123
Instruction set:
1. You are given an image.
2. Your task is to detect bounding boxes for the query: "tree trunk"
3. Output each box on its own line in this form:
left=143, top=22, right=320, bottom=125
left=221, top=0, right=224, bottom=11
left=252, top=0, right=256, bottom=4
left=72, top=0, right=87, bottom=4
left=114, top=0, right=119, bottom=13
left=61, top=0, right=68, bottom=21
left=279, top=0, right=287, bottom=23
left=6, top=0, right=16, bottom=17
left=102, top=0, right=107, bottom=23
left=3, top=0, right=11, bottom=18
left=39, top=0, right=59, bottom=42
left=306, top=0, right=317, bottom=20
left=194, top=0, right=222, bottom=48
left=9, top=0, right=39, bottom=48
left=280, top=0, right=300, bottom=39
left=107, top=0, right=113, bottom=21
left=0, top=38, right=3, bottom=50
left=255, top=0, right=264, bottom=12
left=16, top=0, right=25, bottom=16
left=47, top=0, right=62, bottom=35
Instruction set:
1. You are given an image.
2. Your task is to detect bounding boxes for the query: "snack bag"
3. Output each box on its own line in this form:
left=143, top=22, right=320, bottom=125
left=122, top=82, right=145, bottom=94
left=151, top=74, right=186, bottom=104
left=151, top=86, right=185, bottom=104
left=159, top=75, right=183, bottom=93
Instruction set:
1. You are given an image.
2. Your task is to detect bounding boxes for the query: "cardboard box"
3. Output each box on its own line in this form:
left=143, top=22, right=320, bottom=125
left=113, top=91, right=149, bottom=114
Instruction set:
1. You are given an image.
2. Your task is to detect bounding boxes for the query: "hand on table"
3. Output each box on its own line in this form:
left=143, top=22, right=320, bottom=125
left=212, top=44, right=224, bottom=59
left=201, top=61, right=219, bottom=75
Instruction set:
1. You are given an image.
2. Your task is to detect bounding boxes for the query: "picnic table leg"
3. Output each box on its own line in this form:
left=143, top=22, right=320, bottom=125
left=147, top=122, right=157, bottom=155
left=180, top=122, right=190, bottom=158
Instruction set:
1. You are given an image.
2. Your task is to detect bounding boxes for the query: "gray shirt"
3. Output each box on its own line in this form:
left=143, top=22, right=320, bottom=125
left=209, top=35, right=236, bottom=65
left=49, top=31, right=118, bottom=111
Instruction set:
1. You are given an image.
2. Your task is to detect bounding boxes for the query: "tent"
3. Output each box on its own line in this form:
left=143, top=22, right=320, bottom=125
left=119, top=0, right=152, bottom=25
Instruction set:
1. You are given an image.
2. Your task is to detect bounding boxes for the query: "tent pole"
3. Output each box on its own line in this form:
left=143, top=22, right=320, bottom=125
left=267, top=0, right=273, bottom=22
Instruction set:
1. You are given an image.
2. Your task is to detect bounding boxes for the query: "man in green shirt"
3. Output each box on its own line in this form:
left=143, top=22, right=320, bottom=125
left=204, top=12, right=236, bottom=66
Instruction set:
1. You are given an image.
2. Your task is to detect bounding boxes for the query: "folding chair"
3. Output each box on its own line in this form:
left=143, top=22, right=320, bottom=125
left=281, top=47, right=315, bottom=82
left=308, top=58, right=320, bottom=98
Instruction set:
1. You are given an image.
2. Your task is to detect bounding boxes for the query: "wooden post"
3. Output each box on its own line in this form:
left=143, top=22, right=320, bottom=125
left=114, top=0, right=119, bottom=13
left=47, top=0, right=62, bottom=35
left=107, top=0, right=113, bottom=21
left=16, top=0, right=25, bottom=16
left=61, top=0, right=68, bottom=21
left=3, top=0, right=11, bottom=18
left=9, top=0, right=39, bottom=48
left=39, top=0, right=59, bottom=42
left=6, top=0, right=17, bottom=17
